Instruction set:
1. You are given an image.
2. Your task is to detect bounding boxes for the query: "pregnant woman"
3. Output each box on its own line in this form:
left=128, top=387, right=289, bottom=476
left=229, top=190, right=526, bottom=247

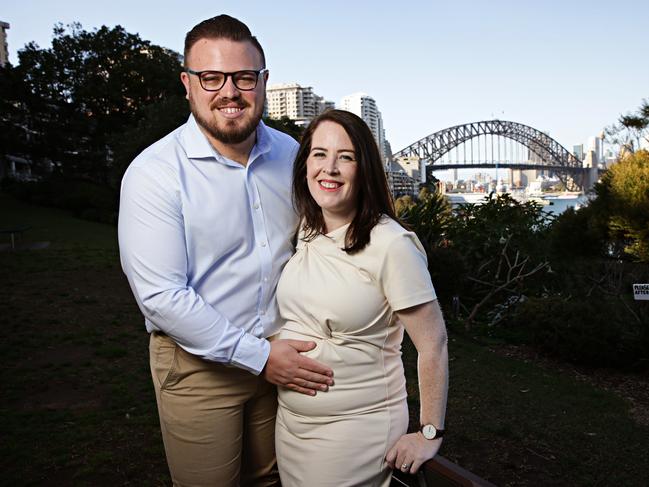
left=275, top=109, right=448, bottom=486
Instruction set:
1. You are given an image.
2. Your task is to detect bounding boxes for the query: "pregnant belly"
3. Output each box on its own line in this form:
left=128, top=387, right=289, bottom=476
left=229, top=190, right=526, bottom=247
left=277, top=328, right=406, bottom=417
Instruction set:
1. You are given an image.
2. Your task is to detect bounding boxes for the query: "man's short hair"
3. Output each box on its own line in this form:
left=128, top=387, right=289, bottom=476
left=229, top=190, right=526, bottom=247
left=184, top=15, right=266, bottom=67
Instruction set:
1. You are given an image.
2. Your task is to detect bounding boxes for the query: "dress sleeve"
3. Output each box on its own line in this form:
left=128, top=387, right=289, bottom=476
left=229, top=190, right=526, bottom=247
left=379, top=231, right=437, bottom=311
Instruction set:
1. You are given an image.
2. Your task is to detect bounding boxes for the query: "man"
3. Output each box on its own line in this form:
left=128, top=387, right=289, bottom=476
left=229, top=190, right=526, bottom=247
left=118, top=15, right=333, bottom=487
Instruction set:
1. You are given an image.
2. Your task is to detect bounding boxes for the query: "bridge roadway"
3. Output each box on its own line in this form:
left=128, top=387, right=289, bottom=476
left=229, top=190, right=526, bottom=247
left=429, top=162, right=576, bottom=172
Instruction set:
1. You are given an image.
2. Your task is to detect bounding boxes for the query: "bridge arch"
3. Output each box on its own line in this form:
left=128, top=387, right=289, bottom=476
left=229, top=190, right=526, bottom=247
left=391, top=120, right=590, bottom=189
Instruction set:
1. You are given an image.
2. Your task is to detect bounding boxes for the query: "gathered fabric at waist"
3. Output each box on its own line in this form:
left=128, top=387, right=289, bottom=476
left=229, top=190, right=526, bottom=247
left=277, top=327, right=406, bottom=418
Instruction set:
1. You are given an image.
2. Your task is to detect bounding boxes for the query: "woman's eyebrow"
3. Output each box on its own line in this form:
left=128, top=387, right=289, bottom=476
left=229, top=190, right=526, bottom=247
left=310, top=147, right=355, bottom=153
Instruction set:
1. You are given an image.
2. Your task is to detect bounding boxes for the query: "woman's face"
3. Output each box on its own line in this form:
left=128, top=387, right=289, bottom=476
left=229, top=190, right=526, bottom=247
left=306, top=121, right=359, bottom=230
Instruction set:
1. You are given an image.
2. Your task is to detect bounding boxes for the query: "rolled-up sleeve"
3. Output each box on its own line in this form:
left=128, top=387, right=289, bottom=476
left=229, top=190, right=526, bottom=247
left=380, top=232, right=437, bottom=311
left=118, top=162, right=269, bottom=375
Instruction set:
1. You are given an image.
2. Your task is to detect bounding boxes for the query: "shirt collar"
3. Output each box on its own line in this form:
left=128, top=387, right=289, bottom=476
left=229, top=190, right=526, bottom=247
left=181, top=114, right=273, bottom=165
left=248, top=120, right=272, bottom=165
left=181, top=115, right=215, bottom=160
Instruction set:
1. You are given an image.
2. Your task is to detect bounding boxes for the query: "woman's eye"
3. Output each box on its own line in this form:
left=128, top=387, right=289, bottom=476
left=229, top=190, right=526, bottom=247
left=339, top=154, right=355, bottom=161
left=312, top=151, right=326, bottom=158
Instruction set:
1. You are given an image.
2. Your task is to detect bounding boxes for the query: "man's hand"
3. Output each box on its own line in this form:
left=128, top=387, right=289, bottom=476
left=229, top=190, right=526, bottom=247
left=262, top=339, right=334, bottom=395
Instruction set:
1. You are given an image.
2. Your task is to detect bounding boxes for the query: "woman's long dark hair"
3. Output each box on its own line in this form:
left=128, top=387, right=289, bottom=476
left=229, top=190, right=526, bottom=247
left=292, top=109, right=399, bottom=254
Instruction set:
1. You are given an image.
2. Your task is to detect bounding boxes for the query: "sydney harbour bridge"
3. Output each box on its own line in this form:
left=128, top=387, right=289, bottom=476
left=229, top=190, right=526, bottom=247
left=391, top=120, right=600, bottom=191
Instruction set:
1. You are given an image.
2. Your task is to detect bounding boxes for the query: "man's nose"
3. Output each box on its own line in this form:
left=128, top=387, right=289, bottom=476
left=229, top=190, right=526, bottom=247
left=219, top=74, right=241, bottom=98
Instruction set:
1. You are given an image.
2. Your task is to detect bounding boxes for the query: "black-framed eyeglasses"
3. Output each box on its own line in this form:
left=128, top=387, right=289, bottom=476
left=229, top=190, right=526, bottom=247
left=184, top=68, right=268, bottom=91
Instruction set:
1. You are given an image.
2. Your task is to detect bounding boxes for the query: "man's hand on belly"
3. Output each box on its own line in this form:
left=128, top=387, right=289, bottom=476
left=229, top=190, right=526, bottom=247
left=262, top=339, right=334, bottom=396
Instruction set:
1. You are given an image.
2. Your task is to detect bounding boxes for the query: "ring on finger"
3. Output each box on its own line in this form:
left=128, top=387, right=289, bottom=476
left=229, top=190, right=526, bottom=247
left=401, top=463, right=409, bottom=470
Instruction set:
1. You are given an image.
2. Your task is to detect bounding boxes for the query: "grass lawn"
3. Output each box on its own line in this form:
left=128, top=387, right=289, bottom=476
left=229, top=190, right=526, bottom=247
left=1, top=192, right=648, bottom=486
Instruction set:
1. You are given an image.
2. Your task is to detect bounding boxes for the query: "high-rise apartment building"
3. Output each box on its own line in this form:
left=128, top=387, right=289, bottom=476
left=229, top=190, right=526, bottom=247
left=587, top=134, right=604, bottom=164
left=392, top=156, right=425, bottom=183
left=317, top=96, right=336, bottom=117
left=386, top=170, right=418, bottom=197
left=383, top=139, right=393, bottom=166
left=0, top=22, right=10, bottom=67
left=339, top=92, right=389, bottom=160
left=266, top=83, right=334, bottom=126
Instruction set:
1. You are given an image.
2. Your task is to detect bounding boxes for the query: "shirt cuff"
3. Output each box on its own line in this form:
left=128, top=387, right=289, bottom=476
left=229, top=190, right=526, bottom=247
left=230, top=332, right=271, bottom=375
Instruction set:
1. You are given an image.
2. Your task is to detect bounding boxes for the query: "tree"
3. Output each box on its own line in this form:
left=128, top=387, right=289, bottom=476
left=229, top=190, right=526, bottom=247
left=547, top=205, right=609, bottom=260
left=263, top=116, right=304, bottom=141
left=396, top=189, right=466, bottom=307
left=447, top=194, right=552, bottom=267
left=397, top=187, right=452, bottom=249
left=394, top=194, right=415, bottom=216
left=605, top=99, right=649, bottom=153
left=446, top=194, right=553, bottom=326
left=0, top=64, right=31, bottom=162
left=110, top=94, right=189, bottom=188
left=1, top=23, right=184, bottom=184
left=593, top=149, right=649, bottom=262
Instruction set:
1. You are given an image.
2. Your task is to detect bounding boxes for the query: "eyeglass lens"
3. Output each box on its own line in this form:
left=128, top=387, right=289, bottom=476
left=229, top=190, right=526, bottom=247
left=200, top=71, right=259, bottom=91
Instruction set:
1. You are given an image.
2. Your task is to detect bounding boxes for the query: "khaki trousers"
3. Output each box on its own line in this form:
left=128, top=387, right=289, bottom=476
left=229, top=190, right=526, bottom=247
left=149, top=332, right=279, bottom=487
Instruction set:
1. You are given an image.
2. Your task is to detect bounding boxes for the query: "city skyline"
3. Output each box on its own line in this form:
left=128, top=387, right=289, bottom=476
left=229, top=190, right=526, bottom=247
left=3, top=0, right=648, bottom=154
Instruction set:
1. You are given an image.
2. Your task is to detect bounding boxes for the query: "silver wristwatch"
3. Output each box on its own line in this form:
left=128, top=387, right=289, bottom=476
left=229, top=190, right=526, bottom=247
left=420, top=424, right=445, bottom=440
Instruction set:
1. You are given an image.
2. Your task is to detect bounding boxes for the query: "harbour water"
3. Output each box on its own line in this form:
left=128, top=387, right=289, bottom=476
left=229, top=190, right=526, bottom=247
left=444, top=192, right=589, bottom=216
left=535, top=193, right=589, bottom=215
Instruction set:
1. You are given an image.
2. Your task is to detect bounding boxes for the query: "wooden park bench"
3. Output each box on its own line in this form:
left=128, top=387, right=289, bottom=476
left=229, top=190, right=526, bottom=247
left=392, top=455, right=497, bottom=487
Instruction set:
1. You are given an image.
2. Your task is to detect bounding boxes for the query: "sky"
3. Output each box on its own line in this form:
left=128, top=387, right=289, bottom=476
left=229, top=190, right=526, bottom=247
left=3, top=0, right=648, bottom=154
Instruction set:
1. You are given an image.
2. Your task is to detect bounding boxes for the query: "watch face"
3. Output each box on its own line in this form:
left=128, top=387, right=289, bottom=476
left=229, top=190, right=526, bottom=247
left=422, top=424, right=437, bottom=439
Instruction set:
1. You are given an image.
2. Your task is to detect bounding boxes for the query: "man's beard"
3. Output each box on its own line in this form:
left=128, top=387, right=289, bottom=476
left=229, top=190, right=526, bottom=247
left=190, top=96, right=263, bottom=145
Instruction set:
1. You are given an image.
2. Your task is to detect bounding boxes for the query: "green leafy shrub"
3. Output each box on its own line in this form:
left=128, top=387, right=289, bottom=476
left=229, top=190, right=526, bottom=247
left=397, top=188, right=452, bottom=249
left=445, top=194, right=553, bottom=324
left=426, top=246, right=468, bottom=304
left=509, top=295, right=648, bottom=369
left=548, top=205, right=609, bottom=261
left=447, top=194, right=552, bottom=265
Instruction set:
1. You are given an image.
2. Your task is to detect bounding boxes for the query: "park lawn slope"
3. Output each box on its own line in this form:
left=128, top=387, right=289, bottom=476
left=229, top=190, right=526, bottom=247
left=1, top=192, right=647, bottom=486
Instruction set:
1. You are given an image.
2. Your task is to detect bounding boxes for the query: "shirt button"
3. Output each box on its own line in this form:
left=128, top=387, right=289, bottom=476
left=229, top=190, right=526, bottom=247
left=260, top=241, right=267, bottom=247
left=263, top=276, right=269, bottom=282
left=260, top=309, right=266, bottom=316
left=253, top=203, right=260, bottom=210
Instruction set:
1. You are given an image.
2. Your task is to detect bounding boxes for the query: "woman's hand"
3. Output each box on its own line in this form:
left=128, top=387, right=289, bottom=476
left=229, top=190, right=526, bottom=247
left=389, top=300, right=448, bottom=475
left=385, top=432, right=442, bottom=475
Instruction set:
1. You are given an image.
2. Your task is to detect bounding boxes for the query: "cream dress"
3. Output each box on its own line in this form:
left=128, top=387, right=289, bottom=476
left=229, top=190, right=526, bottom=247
left=275, top=216, right=436, bottom=487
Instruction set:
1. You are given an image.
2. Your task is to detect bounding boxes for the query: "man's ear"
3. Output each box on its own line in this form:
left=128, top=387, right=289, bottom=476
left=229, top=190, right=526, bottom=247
left=180, top=72, right=190, bottom=100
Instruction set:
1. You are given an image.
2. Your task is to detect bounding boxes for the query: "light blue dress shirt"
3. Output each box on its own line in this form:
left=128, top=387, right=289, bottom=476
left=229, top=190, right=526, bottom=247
left=118, top=115, right=298, bottom=374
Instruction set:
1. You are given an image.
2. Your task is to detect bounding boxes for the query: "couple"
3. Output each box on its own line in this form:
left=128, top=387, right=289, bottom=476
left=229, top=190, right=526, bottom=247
left=118, top=14, right=448, bottom=487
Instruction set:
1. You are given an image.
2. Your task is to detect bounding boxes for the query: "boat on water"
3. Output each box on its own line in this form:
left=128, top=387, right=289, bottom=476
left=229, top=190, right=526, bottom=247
left=442, top=191, right=586, bottom=215
left=542, top=191, right=583, bottom=200
left=526, top=196, right=552, bottom=206
left=444, top=193, right=490, bottom=205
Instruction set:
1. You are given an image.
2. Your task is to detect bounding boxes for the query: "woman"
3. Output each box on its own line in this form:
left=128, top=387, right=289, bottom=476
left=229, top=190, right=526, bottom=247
left=275, top=109, right=448, bottom=486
